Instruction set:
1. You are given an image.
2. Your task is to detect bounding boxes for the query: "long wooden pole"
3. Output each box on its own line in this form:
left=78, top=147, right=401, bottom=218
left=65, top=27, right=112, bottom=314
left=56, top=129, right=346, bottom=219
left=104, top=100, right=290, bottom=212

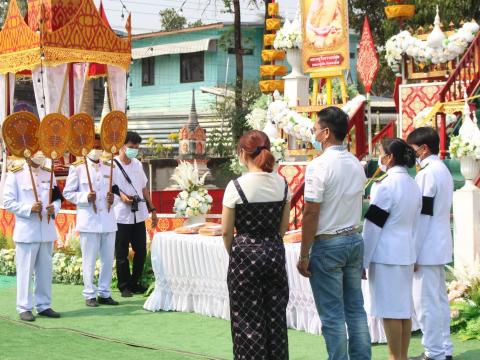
left=84, top=156, right=97, bottom=213
left=107, top=152, right=113, bottom=212
left=28, top=164, right=43, bottom=221
left=47, top=166, right=53, bottom=223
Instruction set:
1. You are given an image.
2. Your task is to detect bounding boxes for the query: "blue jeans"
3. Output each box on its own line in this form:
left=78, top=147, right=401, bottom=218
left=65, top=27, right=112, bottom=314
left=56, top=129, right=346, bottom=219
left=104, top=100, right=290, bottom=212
left=309, top=234, right=371, bottom=360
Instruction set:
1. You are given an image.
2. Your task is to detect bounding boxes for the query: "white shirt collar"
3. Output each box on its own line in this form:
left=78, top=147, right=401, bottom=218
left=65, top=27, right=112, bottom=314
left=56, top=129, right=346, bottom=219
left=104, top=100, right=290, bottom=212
left=324, top=144, right=346, bottom=153
left=387, top=165, right=408, bottom=175
left=420, top=154, right=439, bottom=168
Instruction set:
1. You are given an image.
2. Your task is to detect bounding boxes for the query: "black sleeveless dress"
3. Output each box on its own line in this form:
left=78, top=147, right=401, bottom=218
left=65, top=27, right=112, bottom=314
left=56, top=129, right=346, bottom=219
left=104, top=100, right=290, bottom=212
left=227, top=179, right=289, bottom=360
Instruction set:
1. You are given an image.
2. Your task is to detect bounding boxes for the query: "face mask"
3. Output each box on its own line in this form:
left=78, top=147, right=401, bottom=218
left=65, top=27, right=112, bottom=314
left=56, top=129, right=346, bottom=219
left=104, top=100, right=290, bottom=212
left=378, top=155, right=387, bottom=173
left=125, top=147, right=139, bottom=159
left=31, top=152, right=46, bottom=166
left=311, top=128, right=326, bottom=151
left=88, top=149, right=102, bottom=162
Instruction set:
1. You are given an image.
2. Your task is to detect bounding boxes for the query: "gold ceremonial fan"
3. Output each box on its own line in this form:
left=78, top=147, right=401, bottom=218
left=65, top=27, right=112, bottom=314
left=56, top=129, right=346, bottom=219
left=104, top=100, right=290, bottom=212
left=2, top=111, right=40, bottom=158
left=68, top=113, right=95, bottom=157
left=39, top=113, right=70, bottom=160
left=2, top=112, right=42, bottom=220
left=100, top=111, right=128, bottom=212
left=68, top=113, right=97, bottom=213
left=100, top=111, right=128, bottom=154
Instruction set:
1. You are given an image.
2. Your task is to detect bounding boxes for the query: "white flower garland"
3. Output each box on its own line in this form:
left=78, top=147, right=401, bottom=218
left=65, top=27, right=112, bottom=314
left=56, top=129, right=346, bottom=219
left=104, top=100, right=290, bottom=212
left=274, top=15, right=302, bottom=50
left=385, top=22, right=479, bottom=73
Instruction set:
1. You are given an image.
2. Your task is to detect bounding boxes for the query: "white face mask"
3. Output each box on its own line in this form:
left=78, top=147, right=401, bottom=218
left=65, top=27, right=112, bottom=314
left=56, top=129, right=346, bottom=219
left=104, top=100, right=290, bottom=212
left=31, top=152, right=46, bottom=166
left=88, top=149, right=102, bottom=162
left=378, top=155, right=387, bottom=173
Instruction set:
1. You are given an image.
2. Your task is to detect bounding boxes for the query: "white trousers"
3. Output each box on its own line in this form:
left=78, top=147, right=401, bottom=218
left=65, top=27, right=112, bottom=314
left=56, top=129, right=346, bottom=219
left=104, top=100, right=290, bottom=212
left=413, top=265, right=453, bottom=359
left=15, top=241, right=54, bottom=313
left=80, top=232, right=115, bottom=300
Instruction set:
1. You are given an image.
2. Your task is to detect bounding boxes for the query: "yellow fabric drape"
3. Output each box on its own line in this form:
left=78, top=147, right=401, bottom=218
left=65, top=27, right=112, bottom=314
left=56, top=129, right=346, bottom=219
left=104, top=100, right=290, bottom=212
left=260, top=65, right=287, bottom=77
left=261, top=49, right=285, bottom=62
left=268, top=3, right=279, bottom=16
left=259, top=80, right=284, bottom=93
left=266, top=18, right=281, bottom=31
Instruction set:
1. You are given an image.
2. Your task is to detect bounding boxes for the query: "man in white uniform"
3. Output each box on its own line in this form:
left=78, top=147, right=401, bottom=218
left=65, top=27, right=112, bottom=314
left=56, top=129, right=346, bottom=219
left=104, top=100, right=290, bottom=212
left=63, top=135, right=120, bottom=307
left=3, top=152, right=62, bottom=321
left=407, top=127, right=454, bottom=360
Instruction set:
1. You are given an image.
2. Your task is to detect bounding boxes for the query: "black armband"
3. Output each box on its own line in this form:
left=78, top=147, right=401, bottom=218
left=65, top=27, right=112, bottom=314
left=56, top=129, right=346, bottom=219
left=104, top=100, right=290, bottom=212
left=365, top=204, right=390, bottom=228
left=52, top=186, right=64, bottom=202
left=111, top=185, right=121, bottom=196
left=421, top=196, right=434, bottom=216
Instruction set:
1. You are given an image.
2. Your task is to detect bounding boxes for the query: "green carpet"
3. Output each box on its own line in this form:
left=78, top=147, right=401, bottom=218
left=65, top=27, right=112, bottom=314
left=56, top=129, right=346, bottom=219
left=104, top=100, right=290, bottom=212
left=0, top=275, right=16, bottom=289
left=0, top=282, right=479, bottom=359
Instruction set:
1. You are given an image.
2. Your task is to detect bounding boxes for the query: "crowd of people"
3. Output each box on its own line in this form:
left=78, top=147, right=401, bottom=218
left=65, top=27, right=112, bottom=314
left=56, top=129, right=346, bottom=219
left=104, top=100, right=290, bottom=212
left=222, top=108, right=453, bottom=360
left=4, top=107, right=454, bottom=360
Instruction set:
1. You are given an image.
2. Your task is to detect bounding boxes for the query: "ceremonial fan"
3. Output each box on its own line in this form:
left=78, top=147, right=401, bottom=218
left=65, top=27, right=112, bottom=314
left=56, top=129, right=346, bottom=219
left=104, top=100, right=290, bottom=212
left=68, top=113, right=97, bottom=213
left=1, top=112, right=42, bottom=220
left=100, top=111, right=128, bottom=212
left=38, top=113, right=70, bottom=223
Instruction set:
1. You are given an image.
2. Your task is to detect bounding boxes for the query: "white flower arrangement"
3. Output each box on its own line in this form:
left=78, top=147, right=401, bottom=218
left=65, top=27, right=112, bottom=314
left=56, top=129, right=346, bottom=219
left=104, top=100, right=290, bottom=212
left=414, top=107, right=457, bottom=129
left=274, top=16, right=302, bottom=50
left=171, top=161, right=212, bottom=217
left=271, top=138, right=287, bottom=163
left=385, top=21, right=480, bottom=73
left=246, top=108, right=267, bottom=131
left=448, top=135, right=480, bottom=159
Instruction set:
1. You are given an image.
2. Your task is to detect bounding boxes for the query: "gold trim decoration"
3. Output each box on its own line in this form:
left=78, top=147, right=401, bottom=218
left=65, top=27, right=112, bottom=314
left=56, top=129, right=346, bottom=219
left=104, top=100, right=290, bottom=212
left=266, top=18, right=281, bottom=31
left=385, top=5, right=416, bottom=20
left=260, top=65, right=288, bottom=77
left=261, top=49, right=286, bottom=62
left=259, top=80, right=285, bottom=93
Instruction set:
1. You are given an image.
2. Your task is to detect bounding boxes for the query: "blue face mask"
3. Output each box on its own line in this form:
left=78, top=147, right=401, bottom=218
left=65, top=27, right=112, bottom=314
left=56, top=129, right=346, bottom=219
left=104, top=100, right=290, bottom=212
left=311, top=128, right=326, bottom=151
left=125, top=147, right=139, bottom=159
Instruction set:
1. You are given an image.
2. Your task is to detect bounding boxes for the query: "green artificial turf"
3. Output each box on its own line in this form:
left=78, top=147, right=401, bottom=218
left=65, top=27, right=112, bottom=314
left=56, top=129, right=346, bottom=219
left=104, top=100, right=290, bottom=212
left=0, top=282, right=479, bottom=359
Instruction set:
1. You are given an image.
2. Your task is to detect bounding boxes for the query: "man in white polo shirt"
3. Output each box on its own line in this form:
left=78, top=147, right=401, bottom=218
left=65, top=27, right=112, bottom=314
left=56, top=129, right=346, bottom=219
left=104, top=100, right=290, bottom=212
left=113, top=131, right=158, bottom=298
left=297, top=107, right=371, bottom=359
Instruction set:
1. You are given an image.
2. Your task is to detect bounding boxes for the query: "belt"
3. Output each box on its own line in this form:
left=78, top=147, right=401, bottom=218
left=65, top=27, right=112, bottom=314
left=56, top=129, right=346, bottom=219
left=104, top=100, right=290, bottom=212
left=315, top=226, right=361, bottom=241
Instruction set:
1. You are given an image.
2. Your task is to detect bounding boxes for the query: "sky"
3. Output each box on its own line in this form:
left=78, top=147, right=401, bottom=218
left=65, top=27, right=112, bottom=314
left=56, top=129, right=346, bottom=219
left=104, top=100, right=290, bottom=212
left=94, top=0, right=301, bottom=35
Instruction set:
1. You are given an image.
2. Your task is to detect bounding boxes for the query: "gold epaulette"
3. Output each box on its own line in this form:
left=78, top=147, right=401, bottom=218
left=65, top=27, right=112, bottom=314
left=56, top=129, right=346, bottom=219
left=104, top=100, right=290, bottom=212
left=373, top=173, right=388, bottom=183
left=418, top=163, right=429, bottom=172
left=41, top=166, right=52, bottom=172
left=102, top=160, right=115, bottom=168
left=9, top=165, right=24, bottom=173
left=72, top=159, right=85, bottom=167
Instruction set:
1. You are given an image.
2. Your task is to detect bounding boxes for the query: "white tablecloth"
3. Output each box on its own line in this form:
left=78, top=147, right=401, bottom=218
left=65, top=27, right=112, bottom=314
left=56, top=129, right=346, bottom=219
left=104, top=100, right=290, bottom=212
left=144, top=232, right=387, bottom=343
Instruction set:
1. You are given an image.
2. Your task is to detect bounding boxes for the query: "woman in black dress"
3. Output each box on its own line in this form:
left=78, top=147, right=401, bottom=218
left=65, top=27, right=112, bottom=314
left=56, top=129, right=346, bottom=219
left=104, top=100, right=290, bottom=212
left=222, top=130, right=291, bottom=359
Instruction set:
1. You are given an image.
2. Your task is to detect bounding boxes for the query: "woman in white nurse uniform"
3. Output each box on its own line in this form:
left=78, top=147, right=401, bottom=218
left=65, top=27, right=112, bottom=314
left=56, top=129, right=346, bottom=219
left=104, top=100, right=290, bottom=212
left=363, top=138, right=422, bottom=360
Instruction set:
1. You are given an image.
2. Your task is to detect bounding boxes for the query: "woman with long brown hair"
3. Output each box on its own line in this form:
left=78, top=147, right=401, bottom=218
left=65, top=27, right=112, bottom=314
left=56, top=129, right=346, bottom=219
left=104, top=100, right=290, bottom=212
left=222, top=130, right=291, bottom=359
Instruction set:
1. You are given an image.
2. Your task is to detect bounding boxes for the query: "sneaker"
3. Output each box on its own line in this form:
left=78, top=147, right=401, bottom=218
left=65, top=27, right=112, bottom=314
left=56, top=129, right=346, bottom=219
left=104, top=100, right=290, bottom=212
left=19, top=311, right=35, bottom=322
left=120, top=289, right=133, bottom=298
left=86, top=298, right=99, bottom=307
left=97, top=296, right=119, bottom=305
left=409, top=354, right=434, bottom=360
left=38, top=308, right=60, bottom=318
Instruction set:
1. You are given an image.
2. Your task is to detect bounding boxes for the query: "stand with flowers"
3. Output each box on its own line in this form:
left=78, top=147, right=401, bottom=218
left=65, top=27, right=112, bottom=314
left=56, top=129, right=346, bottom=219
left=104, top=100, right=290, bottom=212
left=172, top=161, right=213, bottom=226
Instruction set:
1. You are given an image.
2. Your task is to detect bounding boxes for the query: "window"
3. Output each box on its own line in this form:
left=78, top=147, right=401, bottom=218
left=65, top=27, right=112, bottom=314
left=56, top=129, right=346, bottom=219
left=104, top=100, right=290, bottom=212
left=142, top=57, right=155, bottom=86
left=180, top=52, right=204, bottom=83
left=228, top=48, right=254, bottom=55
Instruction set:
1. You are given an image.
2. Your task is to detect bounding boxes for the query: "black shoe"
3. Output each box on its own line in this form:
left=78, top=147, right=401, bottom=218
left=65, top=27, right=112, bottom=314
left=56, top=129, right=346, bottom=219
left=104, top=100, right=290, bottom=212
left=445, top=356, right=453, bottom=360
left=120, top=289, right=133, bottom=298
left=19, top=311, right=35, bottom=322
left=130, top=284, right=147, bottom=294
left=86, top=298, right=99, bottom=307
left=409, top=354, right=434, bottom=360
left=97, top=296, right=119, bottom=305
left=38, top=308, right=60, bottom=318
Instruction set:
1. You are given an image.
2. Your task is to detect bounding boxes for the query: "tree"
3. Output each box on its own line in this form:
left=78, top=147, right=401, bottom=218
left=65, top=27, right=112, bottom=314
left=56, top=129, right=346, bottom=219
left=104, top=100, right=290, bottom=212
left=348, top=0, right=480, bottom=96
left=159, top=8, right=187, bottom=31
left=188, top=19, right=203, bottom=28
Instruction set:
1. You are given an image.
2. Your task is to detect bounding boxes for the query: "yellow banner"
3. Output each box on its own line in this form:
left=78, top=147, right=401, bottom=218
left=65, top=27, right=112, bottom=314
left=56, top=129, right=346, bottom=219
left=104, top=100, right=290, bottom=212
left=301, top=0, right=350, bottom=74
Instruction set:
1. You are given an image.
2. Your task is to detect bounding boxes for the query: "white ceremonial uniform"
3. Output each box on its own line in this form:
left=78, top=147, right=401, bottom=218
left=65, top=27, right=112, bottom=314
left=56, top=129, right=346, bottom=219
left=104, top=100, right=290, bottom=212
left=63, top=158, right=118, bottom=300
left=413, top=155, right=454, bottom=359
left=362, top=166, right=422, bottom=319
left=3, top=163, right=61, bottom=313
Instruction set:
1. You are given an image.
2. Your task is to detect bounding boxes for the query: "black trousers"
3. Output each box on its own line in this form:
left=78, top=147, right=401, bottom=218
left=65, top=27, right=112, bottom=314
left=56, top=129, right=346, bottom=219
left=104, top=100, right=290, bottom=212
left=115, top=221, right=147, bottom=291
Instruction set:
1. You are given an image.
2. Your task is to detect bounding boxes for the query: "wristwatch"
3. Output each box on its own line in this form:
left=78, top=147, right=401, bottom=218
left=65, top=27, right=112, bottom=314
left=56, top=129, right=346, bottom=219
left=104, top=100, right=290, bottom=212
left=298, top=254, right=309, bottom=262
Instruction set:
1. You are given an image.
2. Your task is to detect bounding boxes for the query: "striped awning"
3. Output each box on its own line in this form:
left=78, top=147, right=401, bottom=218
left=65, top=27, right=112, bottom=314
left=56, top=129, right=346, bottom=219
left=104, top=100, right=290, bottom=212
left=132, top=38, right=217, bottom=59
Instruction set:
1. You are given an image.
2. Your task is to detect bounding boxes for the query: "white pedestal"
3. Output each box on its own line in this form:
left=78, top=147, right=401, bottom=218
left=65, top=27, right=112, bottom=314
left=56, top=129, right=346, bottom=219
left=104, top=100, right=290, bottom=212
left=283, top=75, right=309, bottom=108
left=453, top=187, right=480, bottom=269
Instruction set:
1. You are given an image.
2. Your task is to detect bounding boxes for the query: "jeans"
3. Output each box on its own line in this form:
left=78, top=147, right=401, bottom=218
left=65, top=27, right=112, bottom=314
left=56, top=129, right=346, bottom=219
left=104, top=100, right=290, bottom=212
left=309, top=234, right=371, bottom=360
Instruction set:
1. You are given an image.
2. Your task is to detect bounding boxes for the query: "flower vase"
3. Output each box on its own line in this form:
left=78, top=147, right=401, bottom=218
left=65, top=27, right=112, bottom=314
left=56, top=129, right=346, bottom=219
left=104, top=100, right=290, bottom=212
left=460, top=156, right=480, bottom=190
left=285, top=48, right=303, bottom=78
left=184, top=214, right=207, bottom=227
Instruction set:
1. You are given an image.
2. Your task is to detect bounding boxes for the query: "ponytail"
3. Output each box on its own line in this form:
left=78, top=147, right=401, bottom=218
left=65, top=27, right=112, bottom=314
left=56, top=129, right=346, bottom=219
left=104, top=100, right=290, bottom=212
left=237, top=130, right=275, bottom=173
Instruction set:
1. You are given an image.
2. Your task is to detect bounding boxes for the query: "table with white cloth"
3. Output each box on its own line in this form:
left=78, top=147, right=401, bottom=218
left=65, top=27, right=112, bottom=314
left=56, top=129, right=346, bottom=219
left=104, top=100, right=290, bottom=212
left=144, top=232, right=387, bottom=343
